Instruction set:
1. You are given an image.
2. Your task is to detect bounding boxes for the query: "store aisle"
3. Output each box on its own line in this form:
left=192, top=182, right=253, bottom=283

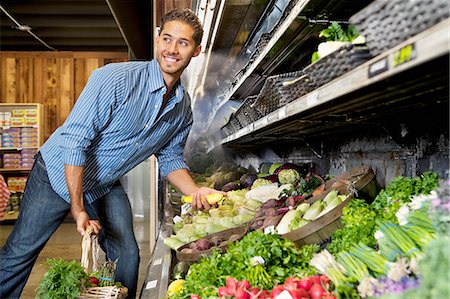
left=0, top=219, right=152, bottom=299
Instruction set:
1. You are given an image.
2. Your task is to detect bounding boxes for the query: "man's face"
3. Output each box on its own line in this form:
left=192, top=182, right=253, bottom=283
left=156, top=20, right=201, bottom=80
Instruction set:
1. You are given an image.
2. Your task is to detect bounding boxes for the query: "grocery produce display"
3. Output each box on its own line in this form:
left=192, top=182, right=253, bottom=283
left=163, top=165, right=448, bottom=299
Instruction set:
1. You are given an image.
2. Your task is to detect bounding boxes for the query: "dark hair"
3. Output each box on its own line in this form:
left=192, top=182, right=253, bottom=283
left=161, top=8, right=204, bottom=46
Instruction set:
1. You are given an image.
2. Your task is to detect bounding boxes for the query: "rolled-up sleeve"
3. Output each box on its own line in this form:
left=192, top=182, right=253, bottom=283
left=60, top=66, right=124, bottom=166
left=157, top=110, right=193, bottom=177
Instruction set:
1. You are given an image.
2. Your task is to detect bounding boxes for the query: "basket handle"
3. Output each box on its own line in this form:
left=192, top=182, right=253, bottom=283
left=81, top=226, right=99, bottom=273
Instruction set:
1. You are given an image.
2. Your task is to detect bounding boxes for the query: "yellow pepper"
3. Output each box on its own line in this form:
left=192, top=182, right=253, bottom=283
left=181, top=193, right=224, bottom=205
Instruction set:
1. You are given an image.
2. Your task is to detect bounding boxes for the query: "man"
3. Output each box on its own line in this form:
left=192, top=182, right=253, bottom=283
left=0, top=8, right=222, bottom=299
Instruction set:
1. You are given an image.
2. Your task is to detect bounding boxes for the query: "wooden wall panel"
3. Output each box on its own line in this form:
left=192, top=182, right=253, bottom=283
left=5, top=58, right=16, bottom=103
left=60, top=58, right=74, bottom=125
left=0, top=51, right=128, bottom=141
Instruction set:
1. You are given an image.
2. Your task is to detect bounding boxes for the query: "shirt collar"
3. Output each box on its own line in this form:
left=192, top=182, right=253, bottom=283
left=148, top=59, right=184, bottom=103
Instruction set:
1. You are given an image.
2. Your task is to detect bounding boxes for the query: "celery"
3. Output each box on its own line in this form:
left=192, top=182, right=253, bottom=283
left=337, top=251, right=369, bottom=282
left=349, top=243, right=388, bottom=275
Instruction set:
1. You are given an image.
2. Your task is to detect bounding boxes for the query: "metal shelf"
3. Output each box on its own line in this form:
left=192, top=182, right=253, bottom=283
left=207, top=0, right=312, bottom=127
left=217, top=18, right=449, bottom=148
left=0, top=168, right=32, bottom=172
left=0, top=147, right=38, bottom=151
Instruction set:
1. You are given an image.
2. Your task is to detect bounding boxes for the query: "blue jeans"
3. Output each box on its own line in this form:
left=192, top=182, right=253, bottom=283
left=0, top=153, right=140, bottom=298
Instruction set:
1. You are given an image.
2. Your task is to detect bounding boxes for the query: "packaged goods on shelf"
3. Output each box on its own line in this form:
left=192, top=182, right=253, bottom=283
left=0, top=112, right=11, bottom=126
left=11, top=109, right=26, bottom=118
left=25, top=109, right=38, bottom=117
left=7, top=177, right=27, bottom=193
left=2, top=154, right=21, bottom=168
left=10, top=117, right=25, bottom=126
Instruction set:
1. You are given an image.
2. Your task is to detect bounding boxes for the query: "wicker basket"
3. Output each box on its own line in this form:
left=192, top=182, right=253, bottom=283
left=282, top=192, right=353, bottom=247
left=350, top=0, right=449, bottom=56
left=79, top=227, right=127, bottom=299
left=332, top=165, right=380, bottom=204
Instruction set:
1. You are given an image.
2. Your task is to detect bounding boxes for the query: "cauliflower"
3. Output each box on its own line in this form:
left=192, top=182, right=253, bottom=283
left=251, top=178, right=272, bottom=189
left=278, top=169, right=300, bottom=184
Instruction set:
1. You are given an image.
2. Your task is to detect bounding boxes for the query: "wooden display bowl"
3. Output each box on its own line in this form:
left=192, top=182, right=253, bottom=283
left=176, top=225, right=248, bottom=262
left=282, top=192, right=353, bottom=247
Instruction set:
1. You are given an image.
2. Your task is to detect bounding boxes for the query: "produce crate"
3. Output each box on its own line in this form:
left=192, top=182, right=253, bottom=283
left=253, top=70, right=305, bottom=116
left=220, top=113, right=243, bottom=137
left=282, top=192, right=353, bottom=247
left=299, top=44, right=372, bottom=91
left=350, top=0, right=449, bottom=56
left=176, top=226, right=248, bottom=262
left=234, top=95, right=263, bottom=126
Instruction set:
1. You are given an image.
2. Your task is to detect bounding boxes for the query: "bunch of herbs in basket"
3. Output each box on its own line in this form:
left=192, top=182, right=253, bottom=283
left=36, top=258, right=89, bottom=299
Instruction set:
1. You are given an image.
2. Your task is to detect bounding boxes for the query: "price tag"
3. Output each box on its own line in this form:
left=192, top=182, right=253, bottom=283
left=173, top=215, right=183, bottom=224
left=392, top=43, right=416, bottom=68
left=306, top=92, right=318, bottom=107
left=181, top=203, right=191, bottom=215
left=260, top=117, right=268, bottom=126
left=368, top=57, right=389, bottom=78
left=153, top=258, right=162, bottom=266
left=145, top=280, right=158, bottom=289
left=278, top=106, right=287, bottom=119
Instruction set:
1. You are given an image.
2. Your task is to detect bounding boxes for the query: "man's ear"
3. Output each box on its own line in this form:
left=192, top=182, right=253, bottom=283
left=193, top=45, right=202, bottom=57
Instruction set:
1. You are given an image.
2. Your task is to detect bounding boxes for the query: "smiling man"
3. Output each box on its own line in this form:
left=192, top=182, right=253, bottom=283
left=0, top=8, right=223, bottom=299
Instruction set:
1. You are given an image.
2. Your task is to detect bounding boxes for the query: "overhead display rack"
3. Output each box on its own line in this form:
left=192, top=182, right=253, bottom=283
left=216, top=18, right=449, bottom=149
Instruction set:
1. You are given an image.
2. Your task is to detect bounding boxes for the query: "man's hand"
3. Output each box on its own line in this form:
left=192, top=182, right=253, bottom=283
left=71, top=207, right=101, bottom=236
left=190, top=186, right=226, bottom=211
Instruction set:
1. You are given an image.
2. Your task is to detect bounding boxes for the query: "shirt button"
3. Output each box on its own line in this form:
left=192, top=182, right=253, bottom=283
left=144, top=124, right=148, bottom=128
left=135, top=142, right=140, bottom=146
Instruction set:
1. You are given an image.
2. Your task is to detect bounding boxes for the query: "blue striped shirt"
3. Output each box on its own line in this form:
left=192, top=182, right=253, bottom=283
left=40, top=59, right=193, bottom=203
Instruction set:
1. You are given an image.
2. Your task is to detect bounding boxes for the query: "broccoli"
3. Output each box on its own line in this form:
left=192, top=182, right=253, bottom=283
left=251, top=178, right=273, bottom=189
left=278, top=169, right=301, bottom=185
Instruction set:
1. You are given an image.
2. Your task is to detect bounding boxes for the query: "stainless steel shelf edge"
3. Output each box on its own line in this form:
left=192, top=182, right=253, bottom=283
left=207, top=0, right=312, bottom=128
left=219, top=18, right=450, bottom=146
left=139, top=230, right=172, bottom=299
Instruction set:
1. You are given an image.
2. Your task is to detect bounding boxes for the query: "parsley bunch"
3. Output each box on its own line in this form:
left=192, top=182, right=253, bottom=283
left=36, top=258, right=88, bottom=299
left=326, top=199, right=377, bottom=254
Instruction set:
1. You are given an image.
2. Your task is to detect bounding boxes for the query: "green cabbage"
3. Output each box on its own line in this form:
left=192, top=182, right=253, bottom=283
left=278, top=169, right=301, bottom=184
left=251, top=178, right=273, bottom=189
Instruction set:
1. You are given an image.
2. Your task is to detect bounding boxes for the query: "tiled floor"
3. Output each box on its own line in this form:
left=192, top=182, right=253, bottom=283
left=0, top=218, right=152, bottom=299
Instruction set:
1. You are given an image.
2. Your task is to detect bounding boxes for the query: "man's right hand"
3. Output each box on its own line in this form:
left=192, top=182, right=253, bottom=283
left=71, top=208, right=101, bottom=236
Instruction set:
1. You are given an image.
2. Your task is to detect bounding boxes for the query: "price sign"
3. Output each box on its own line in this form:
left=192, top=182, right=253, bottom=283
left=145, top=280, right=158, bottom=289
left=392, top=43, right=416, bottom=67
left=368, top=57, right=388, bottom=78
left=153, top=258, right=162, bottom=266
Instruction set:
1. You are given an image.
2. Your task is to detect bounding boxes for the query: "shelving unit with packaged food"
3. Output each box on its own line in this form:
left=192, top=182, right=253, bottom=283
left=0, top=103, right=44, bottom=222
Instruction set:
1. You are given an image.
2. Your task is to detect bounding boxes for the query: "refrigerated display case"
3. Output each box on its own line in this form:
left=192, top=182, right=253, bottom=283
left=140, top=0, right=449, bottom=297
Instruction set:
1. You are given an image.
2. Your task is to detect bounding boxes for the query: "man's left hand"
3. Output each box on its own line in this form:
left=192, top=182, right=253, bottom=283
left=191, top=187, right=226, bottom=211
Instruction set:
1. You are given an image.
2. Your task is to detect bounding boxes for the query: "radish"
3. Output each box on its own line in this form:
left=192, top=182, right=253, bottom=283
left=219, top=286, right=232, bottom=298
left=284, top=277, right=301, bottom=291
left=226, top=277, right=238, bottom=295
left=238, top=279, right=251, bottom=291
left=235, top=287, right=250, bottom=299
left=309, top=284, right=325, bottom=298
left=270, top=285, right=285, bottom=298
left=298, top=277, right=312, bottom=291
